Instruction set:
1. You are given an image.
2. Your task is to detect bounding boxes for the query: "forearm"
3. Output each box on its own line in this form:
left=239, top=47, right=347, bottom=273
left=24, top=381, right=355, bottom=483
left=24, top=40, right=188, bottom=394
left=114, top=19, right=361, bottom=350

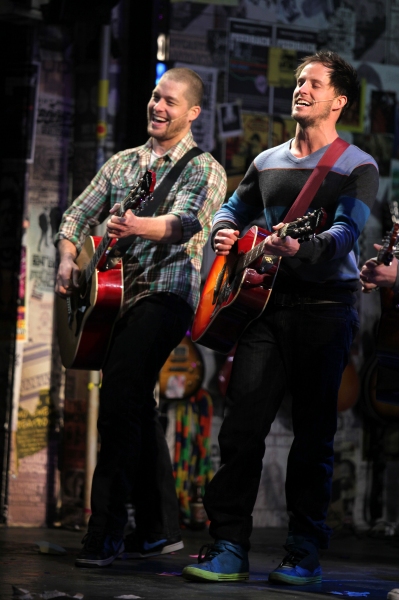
left=116, top=214, right=184, bottom=244
left=57, top=238, right=78, bottom=261
left=55, top=239, right=80, bottom=296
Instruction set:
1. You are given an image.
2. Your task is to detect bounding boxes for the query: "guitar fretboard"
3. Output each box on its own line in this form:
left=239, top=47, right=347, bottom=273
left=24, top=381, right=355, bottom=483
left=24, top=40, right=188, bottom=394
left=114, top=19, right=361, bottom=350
left=236, top=236, right=269, bottom=273
left=77, top=181, right=143, bottom=287
left=79, top=233, right=112, bottom=287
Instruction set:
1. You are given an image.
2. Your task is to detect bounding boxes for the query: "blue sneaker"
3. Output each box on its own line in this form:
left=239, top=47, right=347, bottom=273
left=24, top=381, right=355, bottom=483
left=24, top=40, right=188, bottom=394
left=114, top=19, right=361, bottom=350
left=182, top=540, right=249, bottom=582
left=268, top=539, right=322, bottom=585
left=120, top=531, right=184, bottom=559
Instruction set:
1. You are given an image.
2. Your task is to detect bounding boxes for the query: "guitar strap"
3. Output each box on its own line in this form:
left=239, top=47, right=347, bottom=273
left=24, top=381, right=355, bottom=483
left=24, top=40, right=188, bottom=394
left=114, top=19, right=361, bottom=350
left=114, top=146, right=204, bottom=253
left=283, top=137, right=349, bottom=223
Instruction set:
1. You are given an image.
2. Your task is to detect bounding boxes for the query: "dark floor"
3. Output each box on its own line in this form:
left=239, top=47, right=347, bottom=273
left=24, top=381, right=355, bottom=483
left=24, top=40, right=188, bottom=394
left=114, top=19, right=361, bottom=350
left=0, top=526, right=398, bottom=600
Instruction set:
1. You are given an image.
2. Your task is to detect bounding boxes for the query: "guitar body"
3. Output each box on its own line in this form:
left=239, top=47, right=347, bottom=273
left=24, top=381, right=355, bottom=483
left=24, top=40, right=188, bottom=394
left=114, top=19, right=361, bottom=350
left=159, top=335, right=204, bottom=400
left=192, top=226, right=280, bottom=354
left=56, top=235, right=123, bottom=370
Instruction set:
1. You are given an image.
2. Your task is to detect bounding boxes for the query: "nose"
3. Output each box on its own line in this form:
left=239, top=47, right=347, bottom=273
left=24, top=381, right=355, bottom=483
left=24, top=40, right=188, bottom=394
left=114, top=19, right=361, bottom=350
left=297, top=80, right=308, bottom=94
left=153, top=97, right=166, bottom=111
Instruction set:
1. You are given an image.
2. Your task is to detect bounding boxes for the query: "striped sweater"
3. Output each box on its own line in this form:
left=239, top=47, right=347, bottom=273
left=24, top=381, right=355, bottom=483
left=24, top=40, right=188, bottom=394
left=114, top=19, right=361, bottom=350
left=212, top=139, right=379, bottom=303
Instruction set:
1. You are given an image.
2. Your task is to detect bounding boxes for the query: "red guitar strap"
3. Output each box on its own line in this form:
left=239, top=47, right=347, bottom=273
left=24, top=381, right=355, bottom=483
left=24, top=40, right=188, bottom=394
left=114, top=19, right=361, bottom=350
left=284, top=137, right=350, bottom=224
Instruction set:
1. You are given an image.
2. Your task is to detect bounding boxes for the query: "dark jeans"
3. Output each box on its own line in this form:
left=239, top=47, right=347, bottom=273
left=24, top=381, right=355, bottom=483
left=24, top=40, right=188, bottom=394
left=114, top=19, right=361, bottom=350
left=88, top=293, right=193, bottom=538
left=204, top=302, right=359, bottom=551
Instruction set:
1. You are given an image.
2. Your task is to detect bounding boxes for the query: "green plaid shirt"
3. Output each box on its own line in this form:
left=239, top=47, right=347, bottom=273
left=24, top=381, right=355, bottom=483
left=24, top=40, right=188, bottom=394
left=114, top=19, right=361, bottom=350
left=56, top=131, right=227, bottom=315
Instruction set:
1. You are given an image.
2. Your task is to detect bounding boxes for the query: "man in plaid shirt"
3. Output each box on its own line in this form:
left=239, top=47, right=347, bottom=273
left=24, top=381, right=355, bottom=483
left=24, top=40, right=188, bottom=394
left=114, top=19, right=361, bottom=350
left=55, top=67, right=227, bottom=568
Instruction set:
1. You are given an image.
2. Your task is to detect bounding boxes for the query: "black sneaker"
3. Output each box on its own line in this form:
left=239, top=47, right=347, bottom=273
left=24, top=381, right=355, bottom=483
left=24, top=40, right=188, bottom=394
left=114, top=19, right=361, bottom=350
left=75, top=530, right=124, bottom=568
left=120, top=531, right=184, bottom=559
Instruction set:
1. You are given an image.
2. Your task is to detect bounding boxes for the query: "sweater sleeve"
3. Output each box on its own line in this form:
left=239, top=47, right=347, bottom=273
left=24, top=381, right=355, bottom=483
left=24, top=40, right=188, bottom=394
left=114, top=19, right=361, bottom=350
left=295, top=163, right=379, bottom=265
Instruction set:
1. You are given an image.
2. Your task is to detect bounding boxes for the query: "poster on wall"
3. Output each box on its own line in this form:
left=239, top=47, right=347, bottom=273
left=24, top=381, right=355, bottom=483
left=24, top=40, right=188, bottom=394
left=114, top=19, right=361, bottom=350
left=337, top=78, right=366, bottom=134
left=370, top=91, right=396, bottom=135
left=271, top=26, right=318, bottom=115
left=217, top=102, right=243, bottom=139
left=8, top=48, right=72, bottom=526
left=227, top=19, right=272, bottom=112
left=348, top=62, right=399, bottom=176
left=175, top=63, right=218, bottom=152
left=169, top=4, right=220, bottom=67
left=225, top=113, right=297, bottom=191
left=225, top=113, right=270, bottom=180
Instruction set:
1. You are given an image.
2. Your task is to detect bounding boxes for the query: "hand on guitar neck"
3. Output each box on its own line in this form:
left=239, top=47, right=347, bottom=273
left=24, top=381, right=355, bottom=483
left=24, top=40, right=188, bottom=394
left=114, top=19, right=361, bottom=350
left=360, top=224, right=399, bottom=294
left=214, top=221, right=301, bottom=258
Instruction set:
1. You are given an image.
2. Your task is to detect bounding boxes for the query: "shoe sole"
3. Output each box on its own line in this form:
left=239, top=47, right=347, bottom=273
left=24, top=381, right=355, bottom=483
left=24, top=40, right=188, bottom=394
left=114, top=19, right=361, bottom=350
left=120, top=540, right=184, bottom=559
left=75, top=544, right=124, bottom=568
left=268, top=572, right=322, bottom=585
left=182, top=566, right=249, bottom=582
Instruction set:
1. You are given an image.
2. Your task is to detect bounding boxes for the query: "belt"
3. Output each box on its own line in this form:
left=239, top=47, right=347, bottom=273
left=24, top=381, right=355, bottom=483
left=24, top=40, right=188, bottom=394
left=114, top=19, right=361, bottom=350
left=272, top=292, right=343, bottom=307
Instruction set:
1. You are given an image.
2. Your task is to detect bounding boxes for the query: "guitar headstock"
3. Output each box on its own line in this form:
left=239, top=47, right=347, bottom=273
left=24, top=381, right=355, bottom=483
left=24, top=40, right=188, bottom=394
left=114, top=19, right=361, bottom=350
left=280, top=208, right=327, bottom=243
left=120, top=170, right=156, bottom=216
left=377, top=222, right=399, bottom=266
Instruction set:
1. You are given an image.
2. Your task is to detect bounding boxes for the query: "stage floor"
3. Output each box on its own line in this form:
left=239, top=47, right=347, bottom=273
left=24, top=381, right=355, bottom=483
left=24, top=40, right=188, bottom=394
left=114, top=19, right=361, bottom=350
left=0, top=526, right=398, bottom=599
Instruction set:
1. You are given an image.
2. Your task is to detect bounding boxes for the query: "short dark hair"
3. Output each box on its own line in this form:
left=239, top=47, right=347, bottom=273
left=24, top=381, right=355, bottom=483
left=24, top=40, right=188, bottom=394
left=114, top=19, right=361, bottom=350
left=162, top=67, right=204, bottom=108
left=295, top=50, right=360, bottom=120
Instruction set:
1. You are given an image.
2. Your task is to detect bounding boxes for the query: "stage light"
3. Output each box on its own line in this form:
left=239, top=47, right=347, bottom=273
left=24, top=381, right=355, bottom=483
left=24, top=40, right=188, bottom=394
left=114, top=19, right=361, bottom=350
left=155, top=62, right=168, bottom=84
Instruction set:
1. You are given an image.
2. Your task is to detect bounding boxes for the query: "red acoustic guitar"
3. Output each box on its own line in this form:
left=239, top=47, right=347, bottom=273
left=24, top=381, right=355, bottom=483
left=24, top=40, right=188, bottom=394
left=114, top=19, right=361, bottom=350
left=192, top=208, right=326, bottom=354
left=56, top=170, right=156, bottom=370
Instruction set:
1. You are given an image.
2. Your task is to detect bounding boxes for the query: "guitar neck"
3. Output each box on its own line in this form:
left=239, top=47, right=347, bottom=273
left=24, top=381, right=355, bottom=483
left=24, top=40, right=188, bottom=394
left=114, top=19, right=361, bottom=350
left=376, top=223, right=399, bottom=266
left=236, top=223, right=293, bottom=272
left=76, top=171, right=156, bottom=287
left=79, top=232, right=111, bottom=287
left=237, top=236, right=268, bottom=272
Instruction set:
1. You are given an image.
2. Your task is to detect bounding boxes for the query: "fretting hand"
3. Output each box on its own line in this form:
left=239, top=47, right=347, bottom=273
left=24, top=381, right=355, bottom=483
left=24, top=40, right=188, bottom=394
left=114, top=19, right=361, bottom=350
left=263, top=223, right=301, bottom=257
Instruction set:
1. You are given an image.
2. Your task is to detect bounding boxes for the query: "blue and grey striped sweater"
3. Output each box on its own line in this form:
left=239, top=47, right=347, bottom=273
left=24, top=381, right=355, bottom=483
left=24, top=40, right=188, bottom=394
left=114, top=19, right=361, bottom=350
left=212, top=139, right=379, bottom=303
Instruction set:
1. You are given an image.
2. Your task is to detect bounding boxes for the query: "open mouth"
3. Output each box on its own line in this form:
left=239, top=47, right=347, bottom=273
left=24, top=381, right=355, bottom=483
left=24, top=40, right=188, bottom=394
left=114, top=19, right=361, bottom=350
left=295, top=98, right=312, bottom=107
left=151, top=113, right=169, bottom=124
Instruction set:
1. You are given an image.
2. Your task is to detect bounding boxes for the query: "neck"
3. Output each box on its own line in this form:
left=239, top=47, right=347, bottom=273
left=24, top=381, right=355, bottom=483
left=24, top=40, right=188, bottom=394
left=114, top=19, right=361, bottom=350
left=151, top=130, right=190, bottom=155
left=291, top=124, right=339, bottom=158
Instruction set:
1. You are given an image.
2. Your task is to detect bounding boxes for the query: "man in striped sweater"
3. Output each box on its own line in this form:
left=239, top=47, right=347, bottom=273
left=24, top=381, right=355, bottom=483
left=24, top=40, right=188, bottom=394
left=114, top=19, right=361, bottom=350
left=183, top=51, right=379, bottom=585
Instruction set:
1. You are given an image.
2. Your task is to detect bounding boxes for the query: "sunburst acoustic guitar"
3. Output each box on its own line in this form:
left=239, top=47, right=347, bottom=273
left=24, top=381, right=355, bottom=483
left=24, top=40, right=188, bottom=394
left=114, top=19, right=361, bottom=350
left=192, top=208, right=326, bottom=354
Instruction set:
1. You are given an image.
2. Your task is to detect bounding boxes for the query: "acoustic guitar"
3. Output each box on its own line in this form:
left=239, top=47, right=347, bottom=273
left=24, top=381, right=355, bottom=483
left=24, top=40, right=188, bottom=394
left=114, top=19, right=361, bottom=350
left=56, top=170, right=156, bottom=370
left=159, top=335, right=204, bottom=400
left=192, top=209, right=326, bottom=354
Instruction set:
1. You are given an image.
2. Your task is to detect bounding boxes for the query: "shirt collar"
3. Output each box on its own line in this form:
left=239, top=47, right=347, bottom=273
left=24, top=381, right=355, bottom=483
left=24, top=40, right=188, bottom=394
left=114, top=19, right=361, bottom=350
left=138, top=130, right=196, bottom=164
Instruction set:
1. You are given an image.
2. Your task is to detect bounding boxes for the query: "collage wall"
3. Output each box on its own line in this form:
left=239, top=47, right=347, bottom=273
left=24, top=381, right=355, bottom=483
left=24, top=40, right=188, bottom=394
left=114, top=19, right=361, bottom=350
left=7, top=0, right=399, bottom=535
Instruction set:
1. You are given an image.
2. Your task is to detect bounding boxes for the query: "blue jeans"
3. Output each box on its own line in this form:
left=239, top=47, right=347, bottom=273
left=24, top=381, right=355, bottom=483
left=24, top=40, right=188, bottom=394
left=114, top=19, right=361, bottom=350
left=204, top=302, right=359, bottom=550
left=88, top=293, right=193, bottom=538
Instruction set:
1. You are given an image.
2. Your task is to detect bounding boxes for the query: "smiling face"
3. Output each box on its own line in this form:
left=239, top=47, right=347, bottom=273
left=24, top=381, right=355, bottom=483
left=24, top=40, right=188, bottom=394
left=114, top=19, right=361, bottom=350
left=147, top=76, right=201, bottom=151
left=291, top=62, right=347, bottom=128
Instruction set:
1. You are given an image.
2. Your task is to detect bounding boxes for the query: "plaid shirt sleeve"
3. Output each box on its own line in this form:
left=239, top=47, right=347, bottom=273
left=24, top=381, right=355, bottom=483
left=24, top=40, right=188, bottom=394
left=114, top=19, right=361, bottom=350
left=168, top=153, right=227, bottom=244
left=54, top=153, right=122, bottom=253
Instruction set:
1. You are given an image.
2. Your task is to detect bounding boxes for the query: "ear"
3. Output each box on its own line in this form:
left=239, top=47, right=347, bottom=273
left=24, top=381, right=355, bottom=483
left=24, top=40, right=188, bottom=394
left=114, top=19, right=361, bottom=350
left=188, top=105, right=201, bottom=123
left=333, top=95, right=347, bottom=114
